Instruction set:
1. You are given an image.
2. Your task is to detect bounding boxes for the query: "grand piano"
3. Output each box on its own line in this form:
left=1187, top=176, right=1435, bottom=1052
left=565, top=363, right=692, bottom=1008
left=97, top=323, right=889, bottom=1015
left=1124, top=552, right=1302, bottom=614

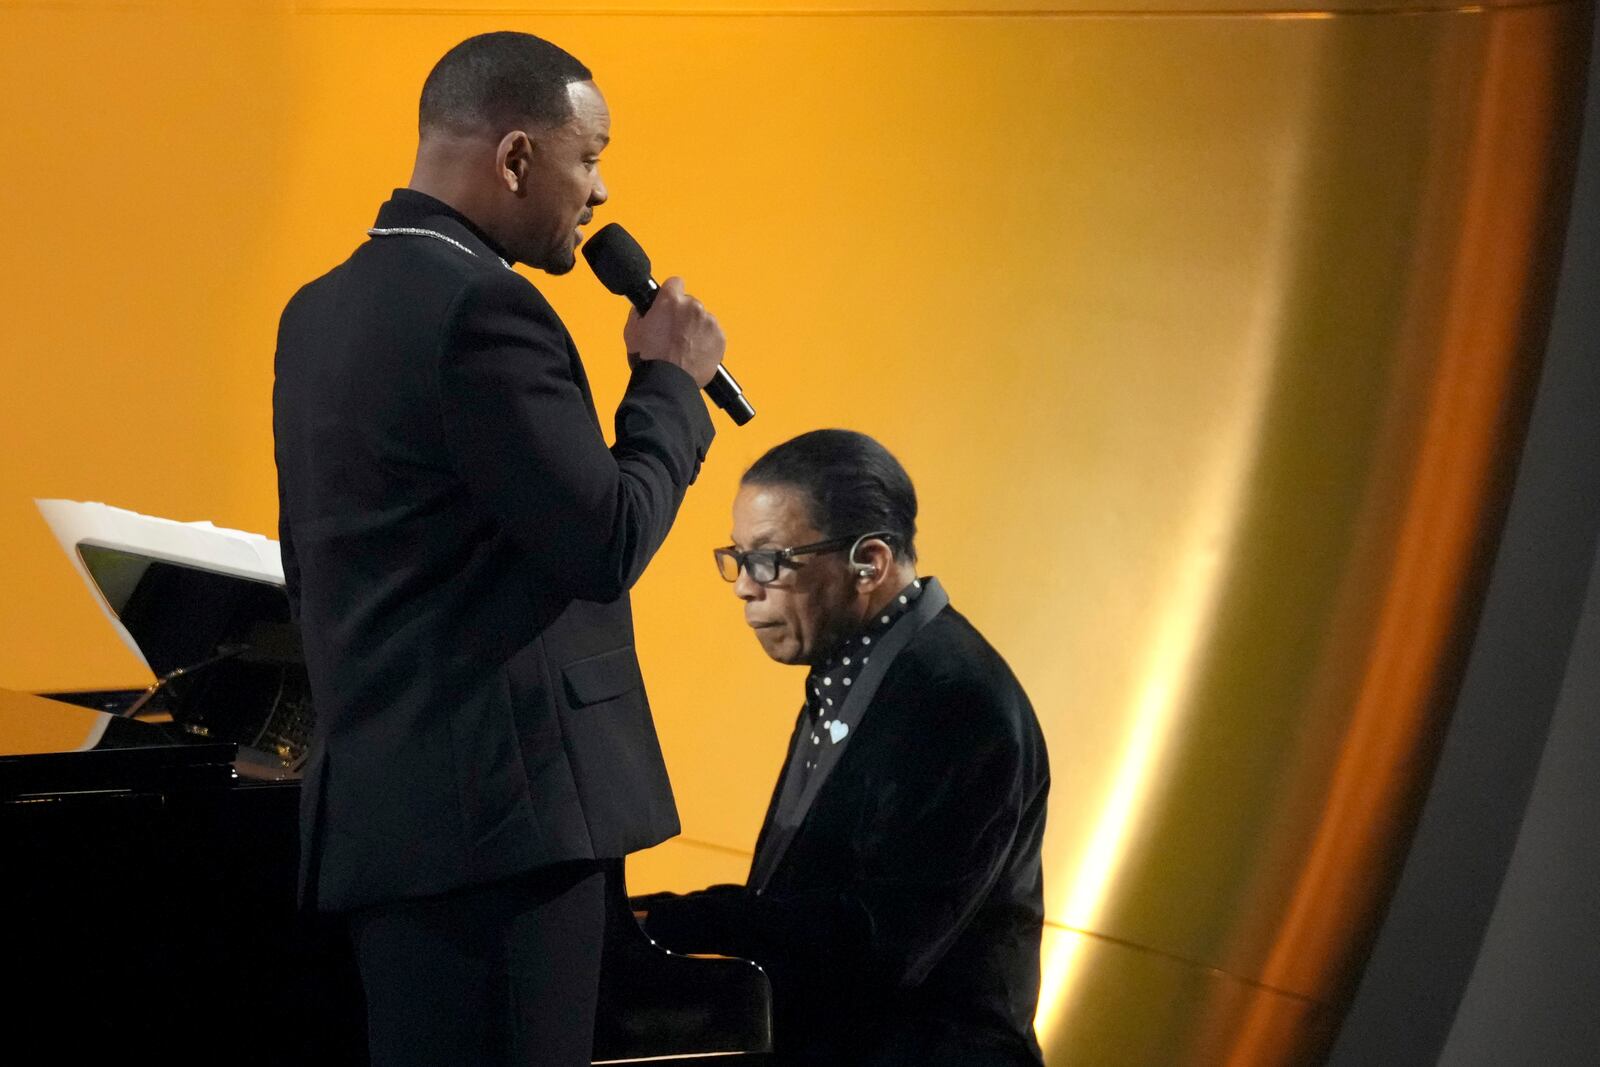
left=2, top=502, right=771, bottom=1064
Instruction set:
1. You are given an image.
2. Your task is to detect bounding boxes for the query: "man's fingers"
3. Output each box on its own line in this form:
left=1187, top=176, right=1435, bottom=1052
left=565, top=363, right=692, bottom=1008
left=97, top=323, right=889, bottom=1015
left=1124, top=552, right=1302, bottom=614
left=621, top=275, right=723, bottom=387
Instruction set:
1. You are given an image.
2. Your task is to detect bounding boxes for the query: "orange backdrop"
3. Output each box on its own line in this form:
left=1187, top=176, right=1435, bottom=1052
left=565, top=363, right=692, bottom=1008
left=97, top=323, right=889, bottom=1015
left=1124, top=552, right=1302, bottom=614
left=3, top=1, right=1186, bottom=895
left=2, top=3, right=1588, bottom=1062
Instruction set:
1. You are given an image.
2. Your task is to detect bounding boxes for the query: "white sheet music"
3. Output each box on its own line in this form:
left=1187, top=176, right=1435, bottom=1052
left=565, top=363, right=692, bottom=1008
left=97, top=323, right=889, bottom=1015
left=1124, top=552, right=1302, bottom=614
left=34, top=498, right=284, bottom=670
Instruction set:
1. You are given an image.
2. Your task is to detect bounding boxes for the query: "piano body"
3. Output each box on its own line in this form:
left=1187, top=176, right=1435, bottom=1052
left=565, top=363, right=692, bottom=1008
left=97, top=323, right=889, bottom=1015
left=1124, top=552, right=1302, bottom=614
left=2, top=502, right=771, bottom=1064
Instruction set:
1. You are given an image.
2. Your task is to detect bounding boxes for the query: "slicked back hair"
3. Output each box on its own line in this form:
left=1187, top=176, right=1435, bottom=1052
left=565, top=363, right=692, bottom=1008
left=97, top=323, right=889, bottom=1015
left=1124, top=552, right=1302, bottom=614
left=743, top=430, right=919, bottom=563
left=419, top=32, right=592, bottom=137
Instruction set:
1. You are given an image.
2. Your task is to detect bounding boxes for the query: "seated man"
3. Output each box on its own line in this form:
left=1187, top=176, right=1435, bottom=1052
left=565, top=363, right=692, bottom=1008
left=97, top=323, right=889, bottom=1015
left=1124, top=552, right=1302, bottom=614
left=638, top=429, right=1050, bottom=1067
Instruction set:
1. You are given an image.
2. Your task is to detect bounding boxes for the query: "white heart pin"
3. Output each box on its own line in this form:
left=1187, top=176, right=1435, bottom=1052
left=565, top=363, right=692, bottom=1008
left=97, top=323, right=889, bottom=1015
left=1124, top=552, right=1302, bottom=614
left=829, top=720, right=849, bottom=744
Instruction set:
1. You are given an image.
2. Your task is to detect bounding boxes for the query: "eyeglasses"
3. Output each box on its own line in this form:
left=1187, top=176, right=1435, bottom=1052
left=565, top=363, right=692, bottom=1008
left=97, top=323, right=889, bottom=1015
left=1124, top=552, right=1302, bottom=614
left=713, top=531, right=892, bottom=585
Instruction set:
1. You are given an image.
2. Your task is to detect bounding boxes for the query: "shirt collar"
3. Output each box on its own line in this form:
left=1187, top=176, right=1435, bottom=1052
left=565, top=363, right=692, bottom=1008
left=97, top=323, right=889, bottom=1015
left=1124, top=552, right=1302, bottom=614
left=804, top=577, right=927, bottom=717
left=376, top=188, right=515, bottom=266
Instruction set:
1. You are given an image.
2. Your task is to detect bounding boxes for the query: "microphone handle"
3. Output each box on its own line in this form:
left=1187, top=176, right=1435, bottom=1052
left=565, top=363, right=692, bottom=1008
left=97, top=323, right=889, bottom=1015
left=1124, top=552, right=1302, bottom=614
left=629, top=279, right=755, bottom=426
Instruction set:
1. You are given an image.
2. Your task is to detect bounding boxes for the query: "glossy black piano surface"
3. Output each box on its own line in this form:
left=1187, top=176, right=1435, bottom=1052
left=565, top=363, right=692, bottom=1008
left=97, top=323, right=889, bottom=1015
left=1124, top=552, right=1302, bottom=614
left=2, top=687, right=771, bottom=1064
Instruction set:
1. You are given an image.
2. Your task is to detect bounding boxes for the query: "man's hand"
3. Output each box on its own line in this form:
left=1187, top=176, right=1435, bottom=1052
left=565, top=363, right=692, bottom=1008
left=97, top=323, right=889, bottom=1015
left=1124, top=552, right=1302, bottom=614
left=623, top=277, right=725, bottom=388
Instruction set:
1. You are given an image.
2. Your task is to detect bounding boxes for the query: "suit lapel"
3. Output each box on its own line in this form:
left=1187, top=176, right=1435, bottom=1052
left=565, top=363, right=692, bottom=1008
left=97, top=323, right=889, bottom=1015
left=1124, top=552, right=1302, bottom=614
left=747, top=705, right=810, bottom=887
left=749, top=578, right=950, bottom=893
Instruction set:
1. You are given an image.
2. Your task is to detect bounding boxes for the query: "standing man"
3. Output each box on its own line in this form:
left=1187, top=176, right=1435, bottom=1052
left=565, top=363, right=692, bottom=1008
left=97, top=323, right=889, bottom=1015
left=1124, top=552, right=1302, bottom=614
left=272, top=32, right=725, bottom=1067
left=638, top=430, right=1050, bottom=1067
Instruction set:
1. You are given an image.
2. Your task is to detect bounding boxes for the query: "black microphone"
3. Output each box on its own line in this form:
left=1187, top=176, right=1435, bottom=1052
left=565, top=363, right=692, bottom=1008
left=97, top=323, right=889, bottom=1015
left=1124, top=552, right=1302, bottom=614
left=582, top=223, right=755, bottom=426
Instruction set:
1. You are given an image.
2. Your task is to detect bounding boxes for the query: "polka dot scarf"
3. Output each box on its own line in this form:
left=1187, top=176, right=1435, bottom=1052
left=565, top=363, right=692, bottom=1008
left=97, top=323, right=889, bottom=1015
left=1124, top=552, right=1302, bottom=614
left=798, top=578, right=926, bottom=779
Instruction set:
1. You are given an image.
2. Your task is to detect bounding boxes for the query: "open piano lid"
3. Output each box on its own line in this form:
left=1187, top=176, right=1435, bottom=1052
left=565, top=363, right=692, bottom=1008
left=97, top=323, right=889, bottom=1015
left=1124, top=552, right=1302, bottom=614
left=33, top=499, right=312, bottom=772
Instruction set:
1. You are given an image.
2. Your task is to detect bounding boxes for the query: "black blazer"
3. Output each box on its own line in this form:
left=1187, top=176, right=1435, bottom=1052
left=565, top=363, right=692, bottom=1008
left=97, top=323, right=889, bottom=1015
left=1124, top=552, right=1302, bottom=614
left=641, top=586, right=1050, bottom=1067
left=273, top=190, right=714, bottom=912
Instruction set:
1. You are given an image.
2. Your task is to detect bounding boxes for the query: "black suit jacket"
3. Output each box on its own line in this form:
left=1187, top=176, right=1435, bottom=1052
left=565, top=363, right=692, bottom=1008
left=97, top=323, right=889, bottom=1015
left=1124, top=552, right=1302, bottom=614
left=273, top=190, right=713, bottom=912
left=641, top=583, right=1049, bottom=1066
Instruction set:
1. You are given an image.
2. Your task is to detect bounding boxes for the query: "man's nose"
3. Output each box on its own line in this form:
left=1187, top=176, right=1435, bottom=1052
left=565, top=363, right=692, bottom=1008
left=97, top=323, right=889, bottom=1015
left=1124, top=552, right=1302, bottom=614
left=733, top=567, right=760, bottom=601
left=590, top=172, right=608, bottom=206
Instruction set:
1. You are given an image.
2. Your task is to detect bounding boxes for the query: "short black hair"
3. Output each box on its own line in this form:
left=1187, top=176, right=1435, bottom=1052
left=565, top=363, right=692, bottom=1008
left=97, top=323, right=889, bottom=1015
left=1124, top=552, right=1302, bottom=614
left=419, top=32, right=592, bottom=136
left=743, top=430, right=919, bottom=563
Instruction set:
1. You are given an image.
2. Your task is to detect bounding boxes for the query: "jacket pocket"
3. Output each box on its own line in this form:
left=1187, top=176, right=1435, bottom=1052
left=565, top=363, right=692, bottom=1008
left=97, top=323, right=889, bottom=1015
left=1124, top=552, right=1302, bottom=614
left=561, top=645, right=644, bottom=707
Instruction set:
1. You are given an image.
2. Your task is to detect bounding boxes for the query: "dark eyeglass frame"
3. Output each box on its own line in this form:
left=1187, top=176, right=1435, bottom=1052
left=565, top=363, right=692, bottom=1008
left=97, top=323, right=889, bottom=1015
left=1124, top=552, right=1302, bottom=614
left=713, top=531, right=893, bottom=585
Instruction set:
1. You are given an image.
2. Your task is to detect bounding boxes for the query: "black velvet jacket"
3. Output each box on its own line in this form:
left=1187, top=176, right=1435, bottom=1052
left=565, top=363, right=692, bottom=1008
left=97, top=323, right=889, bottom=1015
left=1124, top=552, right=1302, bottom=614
left=641, top=583, right=1049, bottom=1066
left=274, top=190, right=714, bottom=912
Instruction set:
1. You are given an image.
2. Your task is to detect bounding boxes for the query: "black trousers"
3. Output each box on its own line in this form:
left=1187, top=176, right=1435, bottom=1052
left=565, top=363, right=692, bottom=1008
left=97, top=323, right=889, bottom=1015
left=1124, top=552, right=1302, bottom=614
left=349, top=860, right=606, bottom=1067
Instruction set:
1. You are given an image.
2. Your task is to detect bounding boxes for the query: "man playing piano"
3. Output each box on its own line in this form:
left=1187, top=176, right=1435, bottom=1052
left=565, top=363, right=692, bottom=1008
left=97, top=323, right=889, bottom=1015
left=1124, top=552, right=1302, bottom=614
left=273, top=31, right=724, bottom=1067
left=638, top=430, right=1050, bottom=1066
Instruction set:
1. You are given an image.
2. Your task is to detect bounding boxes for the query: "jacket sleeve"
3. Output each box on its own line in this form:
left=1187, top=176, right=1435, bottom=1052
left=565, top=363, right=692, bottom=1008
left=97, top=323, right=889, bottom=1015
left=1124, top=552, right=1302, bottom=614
left=437, top=269, right=715, bottom=603
left=272, top=296, right=305, bottom=624
left=643, top=677, right=1031, bottom=991
left=277, top=485, right=301, bottom=623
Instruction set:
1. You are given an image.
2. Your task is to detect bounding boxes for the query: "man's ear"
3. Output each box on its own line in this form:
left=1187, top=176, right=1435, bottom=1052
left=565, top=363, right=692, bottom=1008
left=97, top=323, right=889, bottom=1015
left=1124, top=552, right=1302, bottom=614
left=496, top=130, right=534, bottom=194
left=851, top=538, right=896, bottom=590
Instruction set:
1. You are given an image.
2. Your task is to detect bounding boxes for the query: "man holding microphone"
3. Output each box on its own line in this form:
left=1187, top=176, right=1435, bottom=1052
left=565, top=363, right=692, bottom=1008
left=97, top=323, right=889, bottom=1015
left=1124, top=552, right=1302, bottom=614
left=273, top=31, right=724, bottom=1066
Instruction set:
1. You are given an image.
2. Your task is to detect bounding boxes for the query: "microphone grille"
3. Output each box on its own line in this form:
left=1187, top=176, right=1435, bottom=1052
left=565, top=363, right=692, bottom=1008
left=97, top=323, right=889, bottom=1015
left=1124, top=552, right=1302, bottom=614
left=582, top=223, right=652, bottom=295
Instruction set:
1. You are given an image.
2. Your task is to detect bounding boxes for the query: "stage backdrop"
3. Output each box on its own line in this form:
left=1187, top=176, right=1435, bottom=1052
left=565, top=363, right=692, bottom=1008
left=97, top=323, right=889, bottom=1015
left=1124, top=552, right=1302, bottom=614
left=0, top=1, right=1588, bottom=1063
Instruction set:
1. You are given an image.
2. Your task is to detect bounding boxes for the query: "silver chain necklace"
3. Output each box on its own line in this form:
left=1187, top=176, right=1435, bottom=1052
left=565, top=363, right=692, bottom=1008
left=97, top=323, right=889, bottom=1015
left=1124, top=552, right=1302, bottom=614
left=366, top=226, right=512, bottom=270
